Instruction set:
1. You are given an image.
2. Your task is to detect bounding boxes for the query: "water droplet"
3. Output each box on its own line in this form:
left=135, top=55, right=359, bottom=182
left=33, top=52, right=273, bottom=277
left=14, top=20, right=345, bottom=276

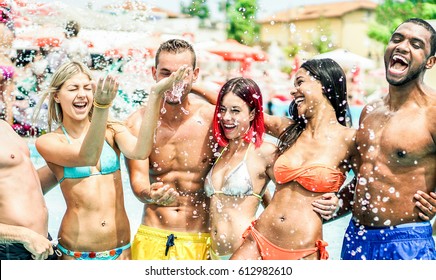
left=388, top=187, right=395, bottom=193
left=181, top=107, right=189, bottom=115
left=358, top=177, right=367, bottom=185
left=368, top=129, right=375, bottom=140
left=216, top=199, right=223, bottom=213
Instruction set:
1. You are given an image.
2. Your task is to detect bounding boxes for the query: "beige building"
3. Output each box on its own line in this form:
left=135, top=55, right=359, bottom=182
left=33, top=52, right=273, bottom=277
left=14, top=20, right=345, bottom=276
left=425, top=20, right=436, bottom=88
left=258, top=0, right=383, bottom=61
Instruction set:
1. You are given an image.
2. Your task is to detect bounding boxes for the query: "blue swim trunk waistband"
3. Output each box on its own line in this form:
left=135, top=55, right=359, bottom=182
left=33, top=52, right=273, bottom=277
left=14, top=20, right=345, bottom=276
left=349, top=219, right=433, bottom=242
left=351, top=218, right=431, bottom=229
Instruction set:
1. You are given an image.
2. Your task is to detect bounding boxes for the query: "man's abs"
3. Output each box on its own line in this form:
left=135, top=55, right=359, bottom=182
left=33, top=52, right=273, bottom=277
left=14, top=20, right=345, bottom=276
left=142, top=199, right=209, bottom=232
left=353, top=180, right=424, bottom=227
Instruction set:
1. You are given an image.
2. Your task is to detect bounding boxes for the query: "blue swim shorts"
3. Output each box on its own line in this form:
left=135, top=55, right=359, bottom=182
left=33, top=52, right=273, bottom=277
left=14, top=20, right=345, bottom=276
left=340, top=219, right=436, bottom=260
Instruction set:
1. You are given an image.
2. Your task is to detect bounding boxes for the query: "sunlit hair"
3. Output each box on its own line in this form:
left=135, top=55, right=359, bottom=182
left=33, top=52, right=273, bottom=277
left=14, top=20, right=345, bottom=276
left=277, top=58, right=349, bottom=155
left=401, top=18, right=436, bottom=56
left=155, top=38, right=196, bottom=68
left=33, top=61, right=94, bottom=132
left=212, top=77, right=265, bottom=148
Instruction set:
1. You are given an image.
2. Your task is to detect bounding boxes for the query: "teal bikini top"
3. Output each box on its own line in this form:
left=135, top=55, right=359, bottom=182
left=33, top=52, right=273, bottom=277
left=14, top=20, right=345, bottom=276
left=58, top=126, right=120, bottom=184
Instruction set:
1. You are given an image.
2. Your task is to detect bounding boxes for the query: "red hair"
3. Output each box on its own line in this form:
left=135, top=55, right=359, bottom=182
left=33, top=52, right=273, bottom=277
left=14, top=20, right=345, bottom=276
left=212, top=77, right=265, bottom=148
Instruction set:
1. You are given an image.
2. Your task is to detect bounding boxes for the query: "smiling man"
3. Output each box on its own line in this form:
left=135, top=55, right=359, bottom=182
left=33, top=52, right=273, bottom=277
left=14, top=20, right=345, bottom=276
left=338, top=18, right=436, bottom=260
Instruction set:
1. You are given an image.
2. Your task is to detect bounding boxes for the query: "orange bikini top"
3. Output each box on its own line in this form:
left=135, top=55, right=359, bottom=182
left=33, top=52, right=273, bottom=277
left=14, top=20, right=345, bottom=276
left=274, top=155, right=346, bottom=193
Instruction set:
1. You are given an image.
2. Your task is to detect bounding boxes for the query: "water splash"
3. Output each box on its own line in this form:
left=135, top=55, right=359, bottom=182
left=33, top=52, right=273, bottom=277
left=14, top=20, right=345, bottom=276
left=289, top=23, right=296, bottom=33
left=181, top=107, right=189, bottom=115
left=216, top=199, right=223, bottom=213
left=172, top=80, right=187, bottom=102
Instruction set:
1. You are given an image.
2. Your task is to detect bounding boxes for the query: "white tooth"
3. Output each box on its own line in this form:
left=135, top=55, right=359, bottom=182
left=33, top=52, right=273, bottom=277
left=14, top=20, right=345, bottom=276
left=295, top=97, right=304, bottom=104
left=393, top=55, right=407, bottom=64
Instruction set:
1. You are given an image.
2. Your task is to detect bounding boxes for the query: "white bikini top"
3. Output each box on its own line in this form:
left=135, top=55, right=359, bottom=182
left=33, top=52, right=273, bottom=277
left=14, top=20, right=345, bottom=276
left=204, top=142, right=263, bottom=200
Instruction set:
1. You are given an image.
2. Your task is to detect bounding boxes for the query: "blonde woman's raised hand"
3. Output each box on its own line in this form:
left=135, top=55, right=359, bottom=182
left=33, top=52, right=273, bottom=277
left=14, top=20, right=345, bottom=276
left=151, top=65, right=191, bottom=97
left=93, top=75, right=119, bottom=109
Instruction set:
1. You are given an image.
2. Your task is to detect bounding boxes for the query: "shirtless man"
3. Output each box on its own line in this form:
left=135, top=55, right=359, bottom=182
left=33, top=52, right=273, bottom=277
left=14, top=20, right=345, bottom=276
left=126, top=39, right=339, bottom=260
left=0, top=120, right=55, bottom=260
left=125, top=39, right=216, bottom=260
left=339, top=18, right=436, bottom=260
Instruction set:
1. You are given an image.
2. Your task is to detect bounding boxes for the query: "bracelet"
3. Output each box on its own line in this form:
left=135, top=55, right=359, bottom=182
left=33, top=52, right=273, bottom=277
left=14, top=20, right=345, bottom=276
left=93, top=100, right=112, bottom=109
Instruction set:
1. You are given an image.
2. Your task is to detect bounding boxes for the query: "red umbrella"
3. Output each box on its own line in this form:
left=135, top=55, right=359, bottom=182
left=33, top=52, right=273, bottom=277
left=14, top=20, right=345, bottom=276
left=205, top=39, right=267, bottom=77
left=205, top=39, right=267, bottom=62
left=35, top=37, right=61, bottom=48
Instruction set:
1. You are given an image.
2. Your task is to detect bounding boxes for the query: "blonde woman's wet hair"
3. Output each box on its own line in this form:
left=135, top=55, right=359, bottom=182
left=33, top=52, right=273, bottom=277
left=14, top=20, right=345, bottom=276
left=33, top=61, right=94, bottom=132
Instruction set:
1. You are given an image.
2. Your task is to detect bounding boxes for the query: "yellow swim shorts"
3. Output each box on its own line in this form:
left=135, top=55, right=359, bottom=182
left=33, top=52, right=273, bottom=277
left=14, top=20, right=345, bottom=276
left=132, top=224, right=211, bottom=260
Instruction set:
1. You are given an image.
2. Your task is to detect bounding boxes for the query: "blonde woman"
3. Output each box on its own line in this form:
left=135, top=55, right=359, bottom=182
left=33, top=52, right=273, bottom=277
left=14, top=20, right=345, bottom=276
left=34, top=61, right=186, bottom=259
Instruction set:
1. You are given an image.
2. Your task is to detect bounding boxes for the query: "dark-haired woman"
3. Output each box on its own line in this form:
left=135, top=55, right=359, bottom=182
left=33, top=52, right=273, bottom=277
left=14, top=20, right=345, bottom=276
left=231, top=58, right=357, bottom=260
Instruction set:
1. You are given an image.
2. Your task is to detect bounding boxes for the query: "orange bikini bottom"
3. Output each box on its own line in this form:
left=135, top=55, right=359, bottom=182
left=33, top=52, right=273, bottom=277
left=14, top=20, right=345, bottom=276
left=243, top=222, right=329, bottom=260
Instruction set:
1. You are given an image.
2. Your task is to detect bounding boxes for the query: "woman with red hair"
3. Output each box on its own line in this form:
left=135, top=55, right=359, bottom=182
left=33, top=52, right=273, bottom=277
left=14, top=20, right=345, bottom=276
left=205, top=77, right=276, bottom=260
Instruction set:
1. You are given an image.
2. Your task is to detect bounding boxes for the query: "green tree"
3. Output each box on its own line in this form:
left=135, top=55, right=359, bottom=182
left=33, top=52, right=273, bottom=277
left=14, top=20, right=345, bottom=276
left=226, top=0, right=260, bottom=45
left=180, top=0, right=210, bottom=20
left=368, top=0, right=436, bottom=45
left=311, top=18, right=334, bottom=54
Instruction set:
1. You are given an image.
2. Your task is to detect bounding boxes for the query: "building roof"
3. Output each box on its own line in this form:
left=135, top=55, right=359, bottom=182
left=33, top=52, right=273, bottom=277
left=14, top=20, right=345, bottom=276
left=258, top=0, right=377, bottom=23
left=104, top=0, right=186, bottom=18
